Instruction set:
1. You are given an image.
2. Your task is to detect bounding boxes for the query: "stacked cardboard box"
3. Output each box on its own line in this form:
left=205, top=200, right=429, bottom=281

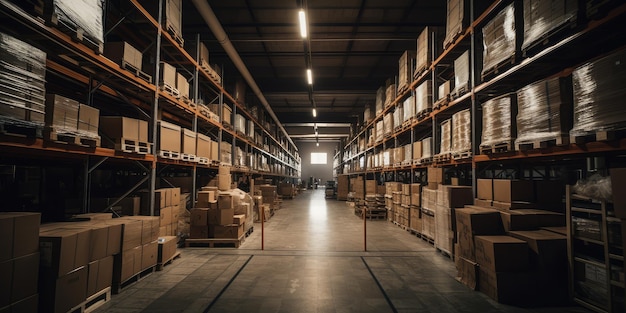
left=398, top=50, right=416, bottom=93
left=481, top=3, right=520, bottom=79
left=403, top=96, right=415, bottom=124
left=444, top=0, right=470, bottom=48
left=140, top=187, right=180, bottom=237
left=189, top=190, right=240, bottom=239
left=100, top=116, right=149, bottom=151
left=278, top=183, right=295, bottom=198
left=480, top=94, right=516, bottom=150
left=375, top=86, right=385, bottom=116
left=176, top=73, right=189, bottom=100
left=157, top=236, right=177, bottom=265
left=221, top=141, right=232, bottom=165
left=44, top=95, right=100, bottom=143
left=451, top=109, right=471, bottom=155
left=337, top=175, right=349, bottom=201
left=0, top=32, right=46, bottom=128
left=416, top=27, right=437, bottom=74
left=38, top=215, right=126, bottom=312
left=181, top=129, right=196, bottom=159
left=0, top=213, right=40, bottom=313
left=435, top=185, right=473, bottom=255
left=421, top=188, right=437, bottom=240
left=453, top=51, right=470, bottom=96
left=257, top=185, right=278, bottom=209
left=438, top=119, right=452, bottom=156
left=157, top=120, right=182, bottom=155
left=415, top=80, right=432, bottom=115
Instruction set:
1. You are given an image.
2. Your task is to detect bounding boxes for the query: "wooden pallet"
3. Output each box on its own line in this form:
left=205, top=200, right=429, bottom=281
left=200, top=62, right=222, bottom=84
left=444, top=28, right=463, bottom=49
left=522, top=18, right=579, bottom=58
left=412, top=158, right=422, bottom=166
left=420, top=234, right=435, bottom=246
left=433, top=153, right=451, bottom=163
left=571, top=130, right=619, bottom=145
left=481, top=54, right=517, bottom=82
left=45, top=128, right=99, bottom=147
left=433, top=97, right=450, bottom=110
left=452, top=150, right=472, bottom=160
left=419, top=156, right=433, bottom=164
left=160, top=83, right=180, bottom=98
left=165, top=22, right=184, bottom=47
left=184, top=234, right=245, bottom=248
left=480, top=141, right=514, bottom=154
left=450, top=85, right=469, bottom=100
left=159, top=150, right=181, bottom=160
left=415, top=108, right=432, bottom=121
left=69, top=287, right=111, bottom=313
left=112, top=266, right=156, bottom=294
left=435, top=247, right=453, bottom=260
left=198, top=157, right=210, bottom=165
left=41, top=10, right=103, bottom=54
left=156, top=251, right=181, bottom=271
left=136, top=141, right=152, bottom=154
left=516, top=135, right=569, bottom=151
left=121, top=60, right=152, bottom=83
left=245, top=226, right=254, bottom=237
left=0, top=119, right=43, bottom=138
left=181, top=153, right=198, bottom=163
left=413, top=63, right=430, bottom=79
left=180, top=96, right=194, bottom=106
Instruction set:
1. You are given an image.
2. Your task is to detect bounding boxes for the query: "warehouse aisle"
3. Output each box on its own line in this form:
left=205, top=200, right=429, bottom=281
left=94, top=190, right=589, bottom=313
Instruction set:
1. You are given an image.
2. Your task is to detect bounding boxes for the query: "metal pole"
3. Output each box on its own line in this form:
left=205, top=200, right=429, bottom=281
left=261, top=203, right=265, bottom=250
left=363, top=199, right=367, bottom=252
left=150, top=0, right=164, bottom=217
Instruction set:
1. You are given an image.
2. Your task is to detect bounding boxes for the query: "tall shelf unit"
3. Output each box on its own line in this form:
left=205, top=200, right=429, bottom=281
left=0, top=0, right=300, bottom=221
left=334, top=0, right=626, bottom=192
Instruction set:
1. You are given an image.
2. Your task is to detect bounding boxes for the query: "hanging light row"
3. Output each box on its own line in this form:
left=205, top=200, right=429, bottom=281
left=298, top=3, right=318, bottom=145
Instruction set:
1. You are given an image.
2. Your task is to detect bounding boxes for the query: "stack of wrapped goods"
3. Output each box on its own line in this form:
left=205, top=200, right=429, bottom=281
left=435, top=185, right=473, bottom=257
left=279, top=183, right=295, bottom=199
left=397, top=50, right=415, bottom=93
left=403, top=96, right=415, bottom=126
left=416, top=27, right=438, bottom=76
left=437, top=80, right=451, bottom=105
left=522, top=0, right=580, bottom=56
left=384, top=81, right=396, bottom=108
left=221, top=141, right=233, bottom=165
left=414, top=80, right=432, bottom=118
left=480, top=94, right=516, bottom=153
left=393, top=103, right=403, bottom=132
left=385, top=182, right=402, bottom=223
left=436, top=119, right=452, bottom=161
left=140, top=187, right=181, bottom=237
left=451, top=109, right=471, bottom=159
left=412, top=139, right=422, bottom=164
left=571, top=49, right=626, bottom=142
left=455, top=178, right=568, bottom=306
left=481, top=2, right=521, bottom=81
left=383, top=112, right=393, bottom=138
left=0, top=213, right=40, bottom=313
left=157, top=120, right=182, bottom=159
left=337, top=175, right=349, bottom=201
left=0, top=32, right=46, bottom=135
left=375, top=120, right=383, bottom=143
left=258, top=184, right=278, bottom=211
left=408, top=184, right=422, bottom=232
left=375, top=86, right=385, bottom=116
left=421, top=187, right=437, bottom=242
left=516, top=75, right=573, bottom=150
left=453, top=51, right=470, bottom=97
left=444, top=0, right=469, bottom=48
left=99, top=116, right=150, bottom=154
left=44, top=94, right=101, bottom=146
left=421, top=137, right=433, bottom=162
left=47, top=0, right=105, bottom=49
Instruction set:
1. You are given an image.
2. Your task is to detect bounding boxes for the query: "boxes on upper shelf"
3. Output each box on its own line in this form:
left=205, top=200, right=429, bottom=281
left=157, top=120, right=182, bottom=154
left=104, top=41, right=142, bottom=70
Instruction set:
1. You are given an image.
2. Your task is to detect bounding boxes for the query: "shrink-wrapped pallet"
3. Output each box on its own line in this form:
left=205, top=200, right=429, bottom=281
left=480, top=94, right=516, bottom=148
left=522, top=0, right=579, bottom=53
left=516, top=76, right=573, bottom=145
left=481, top=3, right=520, bottom=78
left=415, top=80, right=432, bottom=115
left=375, top=86, right=385, bottom=115
left=422, top=137, right=433, bottom=159
left=454, top=51, right=470, bottom=96
left=439, top=119, right=452, bottom=155
left=50, top=0, right=104, bottom=43
left=571, top=49, right=626, bottom=137
left=403, top=95, right=415, bottom=123
left=452, top=109, right=471, bottom=154
left=398, top=50, right=416, bottom=93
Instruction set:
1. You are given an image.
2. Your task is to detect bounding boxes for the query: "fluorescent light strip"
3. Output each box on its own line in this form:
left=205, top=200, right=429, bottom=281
left=312, top=108, right=317, bottom=117
left=306, top=69, right=313, bottom=85
left=299, top=10, right=307, bottom=38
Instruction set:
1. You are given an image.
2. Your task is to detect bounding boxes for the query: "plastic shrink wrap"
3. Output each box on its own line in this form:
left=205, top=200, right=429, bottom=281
left=452, top=109, right=471, bottom=154
left=416, top=27, right=435, bottom=74
left=385, top=83, right=396, bottom=107
left=454, top=51, right=470, bottom=95
left=422, top=137, right=433, bottom=158
left=481, top=3, right=518, bottom=77
left=53, top=0, right=104, bottom=43
left=439, top=119, right=452, bottom=155
left=444, top=0, right=469, bottom=48
left=571, top=49, right=626, bottom=137
left=415, top=80, right=432, bottom=115
left=522, top=0, right=579, bottom=52
left=516, top=76, right=573, bottom=144
left=383, top=113, right=393, bottom=137
left=481, top=94, right=515, bottom=148
left=403, top=95, right=415, bottom=123
left=398, top=50, right=415, bottom=92
left=376, top=86, right=385, bottom=115
left=393, top=104, right=403, bottom=130
left=0, top=32, right=46, bottom=127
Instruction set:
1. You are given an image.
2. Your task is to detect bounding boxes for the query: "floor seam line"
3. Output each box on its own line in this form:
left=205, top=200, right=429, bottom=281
left=361, top=256, right=398, bottom=313
left=202, top=254, right=254, bottom=313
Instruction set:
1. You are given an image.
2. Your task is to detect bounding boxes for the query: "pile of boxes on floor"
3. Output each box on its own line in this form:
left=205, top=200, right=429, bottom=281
left=189, top=165, right=253, bottom=240
left=255, top=184, right=281, bottom=221
left=385, top=182, right=420, bottom=228
left=455, top=178, right=568, bottom=306
left=0, top=211, right=180, bottom=313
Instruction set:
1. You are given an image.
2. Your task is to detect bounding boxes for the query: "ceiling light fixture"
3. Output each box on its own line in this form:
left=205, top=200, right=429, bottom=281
left=298, top=10, right=307, bottom=38
left=306, top=69, right=313, bottom=85
left=312, top=108, right=317, bottom=117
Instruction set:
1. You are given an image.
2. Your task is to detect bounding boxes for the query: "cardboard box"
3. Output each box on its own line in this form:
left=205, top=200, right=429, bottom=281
left=7, top=293, right=37, bottom=313
left=62, top=223, right=108, bottom=262
left=159, top=206, right=172, bottom=227
left=412, top=140, right=422, bottom=159
left=0, top=252, right=39, bottom=307
left=176, top=73, right=189, bottom=99
left=77, top=103, right=99, bottom=134
left=41, top=266, right=88, bottom=313
left=218, top=193, right=234, bottom=210
left=477, top=179, right=493, bottom=200
left=116, top=245, right=142, bottom=283
left=197, top=191, right=215, bottom=207
left=71, top=213, right=112, bottom=221
left=455, top=256, right=478, bottom=290
left=218, top=174, right=231, bottom=191
left=535, top=180, right=565, bottom=212
left=122, top=216, right=159, bottom=245
left=159, top=61, right=177, bottom=87
left=190, top=225, right=209, bottom=239
left=141, top=241, right=158, bottom=270
left=493, top=179, right=534, bottom=203
left=45, top=94, right=79, bottom=131
left=209, top=207, right=235, bottom=226
left=104, top=41, right=142, bottom=69
left=158, top=120, right=182, bottom=152
left=498, top=210, right=538, bottom=232
left=106, top=218, right=142, bottom=252
left=196, top=133, right=211, bottom=159
left=38, top=228, right=90, bottom=277
left=0, top=212, right=40, bottom=261
left=87, top=256, right=113, bottom=297
left=181, top=129, right=196, bottom=155
left=508, top=230, right=567, bottom=272
left=478, top=268, right=531, bottom=305
left=233, top=214, right=245, bottom=225
left=169, top=187, right=180, bottom=207
left=210, top=140, right=219, bottom=161
left=190, top=208, right=208, bottom=226
left=213, top=224, right=244, bottom=239
left=99, top=116, right=140, bottom=142
left=428, top=167, right=443, bottom=183
left=157, top=236, right=177, bottom=264
left=455, top=207, right=504, bottom=261
left=441, top=185, right=473, bottom=208
left=474, top=236, right=528, bottom=272
left=514, top=209, right=565, bottom=227
left=474, top=198, right=493, bottom=208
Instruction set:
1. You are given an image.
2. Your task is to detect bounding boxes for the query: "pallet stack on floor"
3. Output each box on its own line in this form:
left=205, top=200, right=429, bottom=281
left=140, top=187, right=181, bottom=237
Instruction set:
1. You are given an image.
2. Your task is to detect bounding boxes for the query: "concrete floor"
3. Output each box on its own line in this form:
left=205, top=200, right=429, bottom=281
left=94, top=189, right=590, bottom=313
